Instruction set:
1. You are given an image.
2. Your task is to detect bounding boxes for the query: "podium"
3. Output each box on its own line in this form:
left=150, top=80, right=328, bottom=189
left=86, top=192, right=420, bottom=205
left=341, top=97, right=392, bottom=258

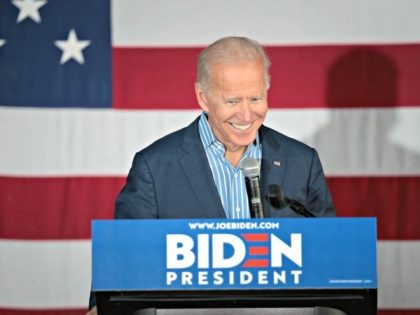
left=92, top=218, right=377, bottom=314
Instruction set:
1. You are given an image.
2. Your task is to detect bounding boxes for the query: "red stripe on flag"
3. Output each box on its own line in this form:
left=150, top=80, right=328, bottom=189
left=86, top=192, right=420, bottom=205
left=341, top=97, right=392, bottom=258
left=328, top=176, right=420, bottom=240
left=0, top=176, right=124, bottom=239
left=112, top=48, right=199, bottom=109
left=242, top=259, right=269, bottom=268
left=249, top=246, right=269, bottom=255
left=1, top=176, right=419, bottom=240
left=112, top=44, right=420, bottom=109
left=241, top=233, right=269, bottom=242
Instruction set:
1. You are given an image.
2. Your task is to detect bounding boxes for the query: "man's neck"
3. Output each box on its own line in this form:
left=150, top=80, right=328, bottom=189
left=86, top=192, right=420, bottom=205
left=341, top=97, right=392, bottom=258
left=225, top=147, right=247, bottom=167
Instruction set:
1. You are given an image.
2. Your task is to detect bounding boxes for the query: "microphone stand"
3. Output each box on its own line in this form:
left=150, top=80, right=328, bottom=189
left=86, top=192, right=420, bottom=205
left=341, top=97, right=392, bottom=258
left=266, top=184, right=316, bottom=218
left=284, top=198, right=316, bottom=218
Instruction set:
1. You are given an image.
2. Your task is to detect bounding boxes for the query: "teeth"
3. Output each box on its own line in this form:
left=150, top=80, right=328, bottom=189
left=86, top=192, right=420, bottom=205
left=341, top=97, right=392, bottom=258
left=231, top=123, right=251, bottom=131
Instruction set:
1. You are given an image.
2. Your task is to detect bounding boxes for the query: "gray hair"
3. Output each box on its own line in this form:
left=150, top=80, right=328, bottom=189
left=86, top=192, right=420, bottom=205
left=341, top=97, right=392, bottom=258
left=196, top=36, right=271, bottom=92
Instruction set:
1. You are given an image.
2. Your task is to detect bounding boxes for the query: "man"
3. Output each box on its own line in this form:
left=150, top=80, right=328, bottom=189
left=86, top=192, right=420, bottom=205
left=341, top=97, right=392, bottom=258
left=87, top=36, right=335, bottom=313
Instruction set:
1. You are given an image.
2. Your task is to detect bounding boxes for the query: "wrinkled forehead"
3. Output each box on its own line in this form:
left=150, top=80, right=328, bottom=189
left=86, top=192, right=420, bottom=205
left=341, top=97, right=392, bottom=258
left=206, top=61, right=268, bottom=99
left=207, top=59, right=267, bottom=88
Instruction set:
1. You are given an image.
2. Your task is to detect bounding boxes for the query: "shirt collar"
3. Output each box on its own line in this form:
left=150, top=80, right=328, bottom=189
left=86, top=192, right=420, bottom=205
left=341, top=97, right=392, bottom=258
left=198, top=112, right=260, bottom=153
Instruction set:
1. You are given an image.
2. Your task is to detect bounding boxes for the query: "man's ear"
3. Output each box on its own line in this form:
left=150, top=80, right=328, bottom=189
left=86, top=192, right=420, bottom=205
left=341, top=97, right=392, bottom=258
left=195, top=82, right=209, bottom=112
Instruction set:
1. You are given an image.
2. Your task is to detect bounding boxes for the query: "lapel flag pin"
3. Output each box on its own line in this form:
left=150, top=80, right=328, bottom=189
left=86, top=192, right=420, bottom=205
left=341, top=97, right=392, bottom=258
left=273, top=160, right=281, bottom=167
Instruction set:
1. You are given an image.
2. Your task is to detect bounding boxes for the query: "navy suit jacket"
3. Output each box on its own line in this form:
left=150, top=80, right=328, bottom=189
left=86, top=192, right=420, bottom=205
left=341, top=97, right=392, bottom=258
left=90, top=117, right=335, bottom=308
left=115, top=117, right=335, bottom=219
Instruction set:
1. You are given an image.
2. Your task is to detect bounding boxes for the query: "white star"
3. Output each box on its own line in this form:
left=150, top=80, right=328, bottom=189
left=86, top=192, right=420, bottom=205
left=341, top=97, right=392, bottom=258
left=54, top=29, right=91, bottom=65
left=12, top=0, right=47, bottom=24
left=0, top=39, right=6, bottom=48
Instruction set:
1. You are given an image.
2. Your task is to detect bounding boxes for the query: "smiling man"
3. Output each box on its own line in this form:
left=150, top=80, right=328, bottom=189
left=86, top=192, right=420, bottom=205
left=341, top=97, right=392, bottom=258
left=111, top=36, right=334, bottom=221
left=87, top=37, right=335, bottom=313
left=111, top=37, right=335, bottom=219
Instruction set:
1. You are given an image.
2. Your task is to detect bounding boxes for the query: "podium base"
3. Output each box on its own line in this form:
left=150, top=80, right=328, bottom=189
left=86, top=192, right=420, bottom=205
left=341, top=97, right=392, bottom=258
left=96, top=289, right=376, bottom=315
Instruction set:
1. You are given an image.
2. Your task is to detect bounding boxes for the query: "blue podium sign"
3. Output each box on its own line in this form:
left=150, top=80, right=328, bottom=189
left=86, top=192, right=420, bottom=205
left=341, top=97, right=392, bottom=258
left=92, top=218, right=376, bottom=292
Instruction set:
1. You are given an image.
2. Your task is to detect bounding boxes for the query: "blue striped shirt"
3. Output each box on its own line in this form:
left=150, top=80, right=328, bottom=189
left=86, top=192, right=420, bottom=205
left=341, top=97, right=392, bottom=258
left=198, top=112, right=262, bottom=219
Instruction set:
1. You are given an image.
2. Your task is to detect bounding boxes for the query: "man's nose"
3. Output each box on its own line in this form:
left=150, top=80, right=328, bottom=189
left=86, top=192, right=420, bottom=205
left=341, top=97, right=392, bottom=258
left=239, top=101, right=253, bottom=121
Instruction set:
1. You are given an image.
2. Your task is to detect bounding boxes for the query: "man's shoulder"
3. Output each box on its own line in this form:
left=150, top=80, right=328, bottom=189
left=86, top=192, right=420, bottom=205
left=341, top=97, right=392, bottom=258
left=261, top=125, right=315, bottom=156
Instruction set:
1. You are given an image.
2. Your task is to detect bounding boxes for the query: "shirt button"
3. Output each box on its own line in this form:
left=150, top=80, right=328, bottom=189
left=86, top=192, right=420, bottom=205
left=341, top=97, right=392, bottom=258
left=236, top=207, right=241, bottom=213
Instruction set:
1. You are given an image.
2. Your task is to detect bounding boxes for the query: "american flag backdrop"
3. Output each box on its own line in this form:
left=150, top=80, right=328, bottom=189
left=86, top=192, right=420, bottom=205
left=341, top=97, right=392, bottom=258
left=0, top=0, right=420, bottom=314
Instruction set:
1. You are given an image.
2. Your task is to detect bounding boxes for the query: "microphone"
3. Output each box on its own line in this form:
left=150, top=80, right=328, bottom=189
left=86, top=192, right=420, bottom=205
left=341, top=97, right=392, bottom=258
left=266, top=184, right=316, bottom=218
left=241, top=157, right=264, bottom=218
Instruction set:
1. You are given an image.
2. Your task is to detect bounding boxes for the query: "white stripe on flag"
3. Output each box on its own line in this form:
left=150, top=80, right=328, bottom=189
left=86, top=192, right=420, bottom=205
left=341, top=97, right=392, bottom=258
left=378, top=241, right=420, bottom=309
left=112, top=0, right=420, bottom=46
left=0, top=107, right=200, bottom=176
left=0, top=239, right=419, bottom=309
left=1, top=107, right=419, bottom=176
left=0, top=240, right=91, bottom=309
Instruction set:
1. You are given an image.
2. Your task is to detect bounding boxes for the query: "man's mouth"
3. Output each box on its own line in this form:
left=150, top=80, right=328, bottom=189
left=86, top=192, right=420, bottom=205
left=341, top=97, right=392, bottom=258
left=230, top=122, right=252, bottom=131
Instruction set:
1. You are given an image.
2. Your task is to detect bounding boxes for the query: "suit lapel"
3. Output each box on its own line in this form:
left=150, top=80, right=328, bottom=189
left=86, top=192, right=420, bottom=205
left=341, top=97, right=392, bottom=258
left=179, top=119, right=226, bottom=218
left=260, top=126, right=288, bottom=217
left=177, top=121, right=289, bottom=219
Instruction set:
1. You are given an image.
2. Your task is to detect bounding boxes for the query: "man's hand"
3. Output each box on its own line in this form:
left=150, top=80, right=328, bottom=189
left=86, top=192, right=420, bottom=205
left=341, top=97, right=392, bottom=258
left=85, top=306, right=97, bottom=315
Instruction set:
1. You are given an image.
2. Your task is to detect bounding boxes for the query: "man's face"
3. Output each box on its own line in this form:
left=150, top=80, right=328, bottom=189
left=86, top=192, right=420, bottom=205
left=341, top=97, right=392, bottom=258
left=195, top=59, right=268, bottom=153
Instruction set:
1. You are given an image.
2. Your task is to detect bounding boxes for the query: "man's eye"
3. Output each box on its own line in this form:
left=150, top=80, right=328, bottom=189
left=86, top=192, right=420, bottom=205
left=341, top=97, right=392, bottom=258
left=226, top=99, right=238, bottom=106
left=251, top=97, right=262, bottom=103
